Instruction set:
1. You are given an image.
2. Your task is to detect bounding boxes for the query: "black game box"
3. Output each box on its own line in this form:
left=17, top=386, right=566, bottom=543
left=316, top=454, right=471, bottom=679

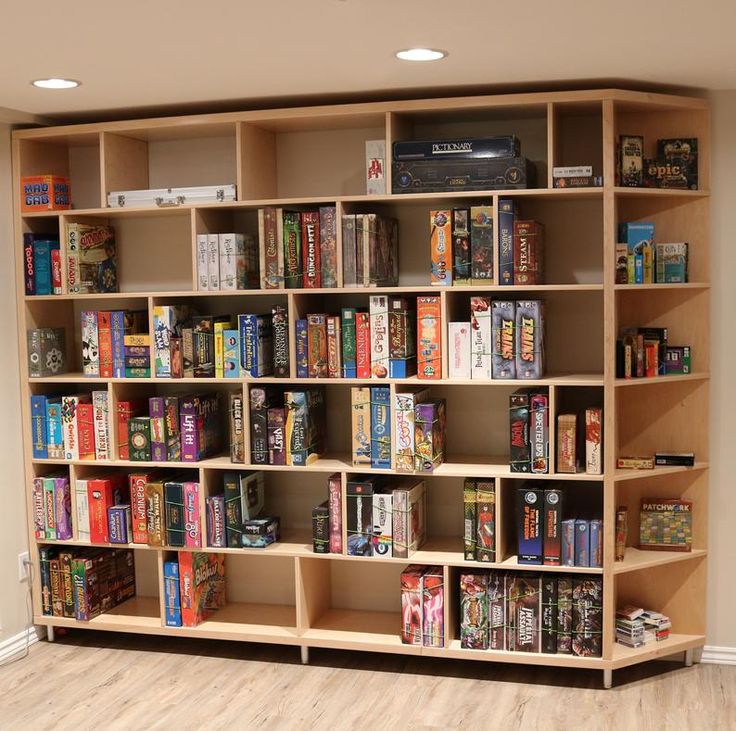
left=392, top=157, right=534, bottom=194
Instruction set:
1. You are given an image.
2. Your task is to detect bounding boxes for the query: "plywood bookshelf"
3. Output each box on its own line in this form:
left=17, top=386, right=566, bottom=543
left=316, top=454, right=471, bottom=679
left=13, top=88, right=710, bottom=688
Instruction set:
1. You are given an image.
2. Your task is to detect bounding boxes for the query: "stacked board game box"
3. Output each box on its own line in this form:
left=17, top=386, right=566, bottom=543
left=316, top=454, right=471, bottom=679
left=152, top=304, right=290, bottom=380
left=401, top=564, right=444, bottom=647
left=459, top=571, right=603, bottom=657
left=346, top=476, right=426, bottom=559
left=257, top=206, right=338, bottom=289
left=513, top=487, right=603, bottom=568
left=247, top=386, right=326, bottom=467
left=392, top=136, right=533, bottom=194
left=163, top=552, right=226, bottom=627
left=38, top=546, right=136, bottom=620
left=30, top=391, right=110, bottom=462
left=195, top=232, right=258, bottom=291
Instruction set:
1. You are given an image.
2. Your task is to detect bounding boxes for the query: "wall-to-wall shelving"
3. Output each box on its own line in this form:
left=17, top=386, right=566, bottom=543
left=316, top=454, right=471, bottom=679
left=13, top=88, right=710, bottom=687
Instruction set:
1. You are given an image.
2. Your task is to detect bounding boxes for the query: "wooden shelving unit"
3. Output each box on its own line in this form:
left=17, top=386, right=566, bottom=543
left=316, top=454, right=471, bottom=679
left=13, top=88, right=710, bottom=688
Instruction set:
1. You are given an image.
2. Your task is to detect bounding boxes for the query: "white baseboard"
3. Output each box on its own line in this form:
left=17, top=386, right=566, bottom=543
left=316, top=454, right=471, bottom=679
left=0, top=626, right=45, bottom=664
left=702, top=645, right=736, bottom=665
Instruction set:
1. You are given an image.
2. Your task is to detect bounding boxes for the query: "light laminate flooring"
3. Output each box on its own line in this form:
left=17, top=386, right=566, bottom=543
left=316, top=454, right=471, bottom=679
left=0, top=631, right=734, bottom=730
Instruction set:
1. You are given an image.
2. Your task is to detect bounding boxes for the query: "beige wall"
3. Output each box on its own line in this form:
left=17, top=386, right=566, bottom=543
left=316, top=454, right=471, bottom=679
left=707, top=90, right=736, bottom=649
left=0, top=94, right=734, bottom=649
left=0, top=123, right=30, bottom=642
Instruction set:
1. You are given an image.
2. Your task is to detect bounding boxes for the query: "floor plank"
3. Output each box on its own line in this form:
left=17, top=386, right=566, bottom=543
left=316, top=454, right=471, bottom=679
left=0, top=631, right=734, bottom=730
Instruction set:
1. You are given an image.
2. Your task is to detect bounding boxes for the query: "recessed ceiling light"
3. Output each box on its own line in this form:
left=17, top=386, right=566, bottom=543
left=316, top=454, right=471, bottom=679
left=31, top=78, right=80, bottom=90
left=396, top=48, right=447, bottom=62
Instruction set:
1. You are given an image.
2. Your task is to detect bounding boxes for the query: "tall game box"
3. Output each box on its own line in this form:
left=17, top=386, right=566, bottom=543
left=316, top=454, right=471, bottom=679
left=179, top=552, right=226, bottom=627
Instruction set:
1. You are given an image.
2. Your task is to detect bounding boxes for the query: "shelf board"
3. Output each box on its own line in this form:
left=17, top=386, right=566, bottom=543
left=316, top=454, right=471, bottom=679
left=614, top=461, right=708, bottom=481
left=614, top=282, right=710, bottom=291
left=613, top=187, right=709, bottom=199
left=29, top=372, right=605, bottom=387
left=425, top=640, right=607, bottom=667
left=25, top=283, right=603, bottom=303
left=614, top=372, right=709, bottom=387
left=31, top=452, right=604, bottom=480
left=302, top=608, right=420, bottom=655
left=34, top=597, right=300, bottom=645
left=36, top=533, right=603, bottom=571
left=613, top=547, right=707, bottom=574
left=610, top=634, right=705, bottom=670
left=34, top=595, right=161, bottom=631
left=20, top=186, right=606, bottom=221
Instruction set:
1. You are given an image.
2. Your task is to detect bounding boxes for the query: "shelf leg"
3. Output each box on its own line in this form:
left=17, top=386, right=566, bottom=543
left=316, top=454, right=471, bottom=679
left=301, top=646, right=309, bottom=665
left=46, top=626, right=55, bottom=643
left=684, top=649, right=694, bottom=667
left=603, top=669, right=613, bottom=689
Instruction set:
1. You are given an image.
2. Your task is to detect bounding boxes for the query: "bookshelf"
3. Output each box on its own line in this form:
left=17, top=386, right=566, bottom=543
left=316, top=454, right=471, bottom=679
left=13, top=88, right=710, bottom=688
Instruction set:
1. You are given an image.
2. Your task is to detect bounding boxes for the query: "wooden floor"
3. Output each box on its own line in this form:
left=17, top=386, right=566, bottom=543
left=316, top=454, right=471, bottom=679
left=0, top=632, right=734, bottom=730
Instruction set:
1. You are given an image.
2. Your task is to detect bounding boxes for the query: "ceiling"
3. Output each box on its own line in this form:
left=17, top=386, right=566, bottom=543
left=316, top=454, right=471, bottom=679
left=2, top=0, right=734, bottom=122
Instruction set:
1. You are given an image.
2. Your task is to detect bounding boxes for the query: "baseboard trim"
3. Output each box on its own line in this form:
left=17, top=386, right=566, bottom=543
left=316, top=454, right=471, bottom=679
left=701, top=645, right=736, bottom=665
left=0, top=626, right=45, bottom=663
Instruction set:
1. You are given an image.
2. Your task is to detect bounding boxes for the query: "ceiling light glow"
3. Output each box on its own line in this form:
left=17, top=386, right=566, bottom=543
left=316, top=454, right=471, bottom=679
left=32, top=78, right=80, bottom=89
left=395, top=48, right=447, bottom=62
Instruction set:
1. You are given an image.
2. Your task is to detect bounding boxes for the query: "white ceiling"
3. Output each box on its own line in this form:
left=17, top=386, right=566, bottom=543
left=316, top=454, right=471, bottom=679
left=2, top=0, right=735, bottom=120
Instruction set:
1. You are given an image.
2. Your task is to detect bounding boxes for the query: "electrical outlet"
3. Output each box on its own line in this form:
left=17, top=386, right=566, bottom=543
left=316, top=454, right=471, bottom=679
left=18, top=552, right=30, bottom=582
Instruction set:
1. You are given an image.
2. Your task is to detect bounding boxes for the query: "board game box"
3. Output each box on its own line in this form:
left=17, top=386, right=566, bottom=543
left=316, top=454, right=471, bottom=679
left=459, top=572, right=489, bottom=649
left=508, top=574, right=542, bottom=653
left=414, top=399, right=446, bottom=473
left=179, top=552, right=226, bottom=627
left=639, top=498, right=692, bottom=551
